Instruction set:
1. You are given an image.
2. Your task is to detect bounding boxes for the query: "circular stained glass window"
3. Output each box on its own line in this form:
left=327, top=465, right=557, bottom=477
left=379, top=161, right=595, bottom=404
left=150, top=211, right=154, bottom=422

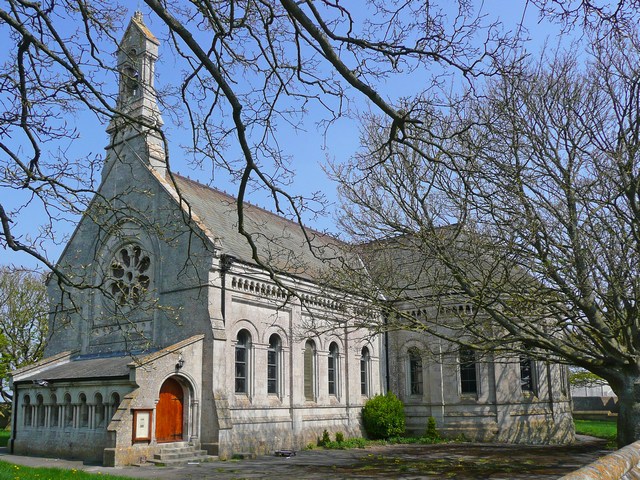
left=108, top=244, right=151, bottom=307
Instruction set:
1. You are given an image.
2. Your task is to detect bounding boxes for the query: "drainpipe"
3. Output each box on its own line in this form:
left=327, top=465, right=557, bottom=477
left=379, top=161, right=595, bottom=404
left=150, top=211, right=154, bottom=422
left=10, top=383, right=17, bottom=452
left=383, top=312, right=390, bottom=393
left=219, top=254, right=235, bottom=323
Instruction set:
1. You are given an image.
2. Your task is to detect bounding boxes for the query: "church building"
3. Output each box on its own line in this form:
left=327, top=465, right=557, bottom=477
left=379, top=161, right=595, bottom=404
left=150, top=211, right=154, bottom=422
left=9, top=13, right=573, bottom=467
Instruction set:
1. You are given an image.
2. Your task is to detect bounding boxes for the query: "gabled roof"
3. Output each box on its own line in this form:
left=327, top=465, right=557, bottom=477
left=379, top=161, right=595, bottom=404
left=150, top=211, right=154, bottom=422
left=125, top=11, right=159, bottom=45
left=172, top=174, right=347, bottom=280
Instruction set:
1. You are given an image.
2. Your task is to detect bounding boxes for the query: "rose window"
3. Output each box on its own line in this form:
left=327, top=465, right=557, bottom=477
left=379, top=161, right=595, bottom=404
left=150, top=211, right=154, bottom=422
left=108, top=245, right=151, bottom=306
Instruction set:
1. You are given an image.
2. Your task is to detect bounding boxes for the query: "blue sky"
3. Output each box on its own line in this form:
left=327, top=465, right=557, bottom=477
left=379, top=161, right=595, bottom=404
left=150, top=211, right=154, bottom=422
left=0, top=1, right=564, bottom=271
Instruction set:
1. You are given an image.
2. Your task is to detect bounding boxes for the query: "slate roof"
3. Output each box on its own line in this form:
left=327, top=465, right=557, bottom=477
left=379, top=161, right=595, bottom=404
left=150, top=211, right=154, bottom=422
left=14, top=336, right=205, bottom=385
left=17, top=355, right=133, bottom=383
left=172, top=174, right=348, bottom=280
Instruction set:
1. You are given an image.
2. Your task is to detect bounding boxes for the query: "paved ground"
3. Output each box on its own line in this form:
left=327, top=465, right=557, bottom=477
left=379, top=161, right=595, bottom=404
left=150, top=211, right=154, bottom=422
left=0, top=435, right=610, bottom=479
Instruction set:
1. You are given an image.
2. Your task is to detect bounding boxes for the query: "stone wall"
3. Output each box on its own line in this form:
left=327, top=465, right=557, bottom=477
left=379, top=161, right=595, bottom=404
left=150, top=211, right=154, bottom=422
left=560, top=441, right=640, bottom=480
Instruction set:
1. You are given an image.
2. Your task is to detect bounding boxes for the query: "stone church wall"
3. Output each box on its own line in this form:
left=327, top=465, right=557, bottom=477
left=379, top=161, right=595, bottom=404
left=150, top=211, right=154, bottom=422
left=387, top=322, right=574, bottom=444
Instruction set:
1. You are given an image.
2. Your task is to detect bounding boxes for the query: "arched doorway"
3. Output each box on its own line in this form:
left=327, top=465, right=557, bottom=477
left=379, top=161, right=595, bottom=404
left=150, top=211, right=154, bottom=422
left=156, top=377, right=184, bottom=443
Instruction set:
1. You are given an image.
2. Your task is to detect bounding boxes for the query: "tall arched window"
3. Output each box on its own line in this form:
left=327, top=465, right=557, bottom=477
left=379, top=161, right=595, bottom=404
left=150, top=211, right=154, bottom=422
left=460, top=347, right=478, bottom=395
left=36, top=394, right=45, bottom=427
left=235, top=330, right=251, bottom=394
left=64, top=393, right=73, bottom=427
left=360, top=346, right=370, bottom=396
left=328, top=342, right=339, bottom=396
left=304, top=340, right=316, bottom=401
left=267, top=334, right=281, bottom=395
left=23, top=395, right=32, bottom=427
left=95, top=393, right=105, bottom=428
left=110, top=392, right=121, bottom=421
left=79, top=393, right=89, bottom=428
left=520, top=357, right=535, bottom=393
left=50, top=394, right=59, bottom=428
left=408, top=348, right=423, bottom=395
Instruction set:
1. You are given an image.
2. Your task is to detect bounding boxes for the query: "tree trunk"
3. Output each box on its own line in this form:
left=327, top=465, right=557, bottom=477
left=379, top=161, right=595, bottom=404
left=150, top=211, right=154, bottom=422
left=614, top=379, right=640, bottom=448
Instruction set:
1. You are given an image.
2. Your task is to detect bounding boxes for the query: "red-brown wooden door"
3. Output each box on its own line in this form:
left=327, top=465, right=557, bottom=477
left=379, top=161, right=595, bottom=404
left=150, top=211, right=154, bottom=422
left=155, top=378, right=184, bottom=443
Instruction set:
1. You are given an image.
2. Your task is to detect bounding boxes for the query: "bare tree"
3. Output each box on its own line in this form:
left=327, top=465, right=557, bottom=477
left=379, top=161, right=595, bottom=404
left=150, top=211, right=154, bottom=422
left=333, top=31, right=640, bottom=447
left=0, top=0, right=517, bottom=277
left=529, top=0, right=640, bottom=31
left=0, top=267, right=48, bottom=403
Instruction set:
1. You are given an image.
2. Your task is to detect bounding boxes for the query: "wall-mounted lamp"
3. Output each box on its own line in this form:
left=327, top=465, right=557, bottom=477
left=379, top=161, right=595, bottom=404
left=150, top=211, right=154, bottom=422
left=176, top=354, right=185, bottom=370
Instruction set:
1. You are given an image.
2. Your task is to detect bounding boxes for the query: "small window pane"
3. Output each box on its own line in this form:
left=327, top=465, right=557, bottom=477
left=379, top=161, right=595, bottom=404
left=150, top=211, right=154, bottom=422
left=235, top=330, right=250, bottom=394
left=520, top=357, right=534, bottom=392
left=460, top=348, right=478, bottom=395
left=360, top=347, right=370, bottom=396
left=328, top=343, right=339, bottom=396
left=304, top=340, right=315, bottom=400
left=268, top=334, right=280, bottom=395
left=409, top=349, right=423, bottom=395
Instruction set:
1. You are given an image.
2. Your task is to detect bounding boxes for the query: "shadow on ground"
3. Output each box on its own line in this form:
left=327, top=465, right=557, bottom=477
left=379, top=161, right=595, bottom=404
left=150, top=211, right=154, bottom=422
left=0, top=435, right=610, bottom=479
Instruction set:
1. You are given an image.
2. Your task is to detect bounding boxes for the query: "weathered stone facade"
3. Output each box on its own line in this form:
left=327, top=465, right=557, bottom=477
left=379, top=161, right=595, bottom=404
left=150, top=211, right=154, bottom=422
left=388, top=327, right=573, bottom=443
left=9, top=13, right=573, bottom=467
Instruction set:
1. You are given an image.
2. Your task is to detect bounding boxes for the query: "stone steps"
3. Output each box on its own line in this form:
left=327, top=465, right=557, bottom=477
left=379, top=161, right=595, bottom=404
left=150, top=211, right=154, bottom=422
left=148, top=443, right=218, bottom=466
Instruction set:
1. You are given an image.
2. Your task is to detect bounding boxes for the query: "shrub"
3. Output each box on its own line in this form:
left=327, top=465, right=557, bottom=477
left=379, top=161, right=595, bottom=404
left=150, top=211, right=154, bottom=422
left=424, top=416, right=440, bottom=440
left=317, top=429, right=331, bottom=447
left=335, top=432, right=345, bottom=443
left=361, top=392, right=405, bottom=439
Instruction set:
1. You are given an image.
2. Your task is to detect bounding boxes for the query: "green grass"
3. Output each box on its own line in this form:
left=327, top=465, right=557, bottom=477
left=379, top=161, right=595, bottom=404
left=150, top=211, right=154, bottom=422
left=0, top=460, right=138, bottom=480
left=574, top=419, right=617, bottom=448
left=0, top=433, right=138, bottom=479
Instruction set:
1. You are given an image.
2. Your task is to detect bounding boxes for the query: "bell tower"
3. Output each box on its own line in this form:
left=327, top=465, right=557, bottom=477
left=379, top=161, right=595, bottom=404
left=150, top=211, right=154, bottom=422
left=104, top=12, right=165, bottom=180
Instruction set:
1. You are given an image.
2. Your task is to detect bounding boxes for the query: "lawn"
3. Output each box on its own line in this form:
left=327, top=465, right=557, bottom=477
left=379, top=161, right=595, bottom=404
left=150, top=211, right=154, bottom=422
left=574, top=419, right=617, bottom=448
left=0, top=461, right=138, bottom=480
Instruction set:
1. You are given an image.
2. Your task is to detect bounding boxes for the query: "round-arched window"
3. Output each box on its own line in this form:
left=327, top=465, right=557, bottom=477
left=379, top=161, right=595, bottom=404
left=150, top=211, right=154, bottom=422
left=107, top=244, right=151, bottom=307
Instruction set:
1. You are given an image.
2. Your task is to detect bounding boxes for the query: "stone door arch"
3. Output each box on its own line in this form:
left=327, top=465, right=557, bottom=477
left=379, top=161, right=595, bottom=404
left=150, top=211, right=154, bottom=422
left=156, top=377, right=184, bottom=443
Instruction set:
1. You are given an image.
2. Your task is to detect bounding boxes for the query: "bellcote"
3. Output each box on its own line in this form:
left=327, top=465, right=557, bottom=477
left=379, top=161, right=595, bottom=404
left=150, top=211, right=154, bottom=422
left=117, top=12, right=160, bottom=109
left=105, top=12, right=166, bottom=179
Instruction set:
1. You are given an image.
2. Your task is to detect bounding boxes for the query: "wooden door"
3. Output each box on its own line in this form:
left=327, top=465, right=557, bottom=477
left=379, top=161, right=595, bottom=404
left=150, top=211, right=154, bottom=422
left=155, top=378, right=184, bottom=443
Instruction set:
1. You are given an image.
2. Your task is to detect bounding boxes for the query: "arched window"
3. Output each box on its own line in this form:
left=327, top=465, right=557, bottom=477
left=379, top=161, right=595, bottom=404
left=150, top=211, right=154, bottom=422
left=64, top=393, right=73, bottom=427
left=23, top=395, right=32, bottom=427
left=304, top=340, right=316, bottom=401
left=235, top=330, right=251, bottom=394
left=267, top=334, right=281, bottom=395
left=520, top=357, right=535, bottom=393
left=50, top=394, right=59, bottom=428
left=79, top=393, right=89, bottom=428
left=460, top=347, right=478, bottom=395
left=408, top=348, right=423, bottom=395
left=110, top=392, right=121, bottom=420
left=94, top=393, right=105, bottom=428
left=328, top=342, right=339, bottom=396
left=36, top=394, right=45, bottom=427
left=360, top=347, right=370, bottom=396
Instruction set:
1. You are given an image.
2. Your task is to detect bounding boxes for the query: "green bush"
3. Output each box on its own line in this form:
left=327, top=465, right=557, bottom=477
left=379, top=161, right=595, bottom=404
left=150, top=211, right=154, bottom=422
left=362, top=392, right=405, bottom=439
left=335, top=431, right=345, bottom=443
left=317, top=429, right=331, bottom=447
left=424, top=416, right=440, bottom=440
